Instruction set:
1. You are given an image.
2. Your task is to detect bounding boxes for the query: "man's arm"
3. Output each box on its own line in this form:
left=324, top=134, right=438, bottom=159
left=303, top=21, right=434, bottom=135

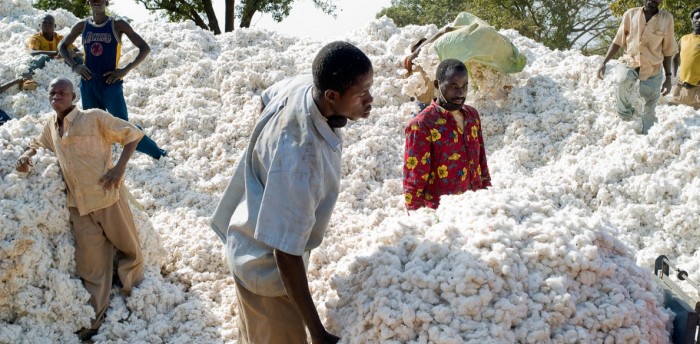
left=59, top=21, right=91, bottom=80
left=597, top=43, right=621, bottom=80
left=404, top=26, right=455, bottom=71
left=15, top=147, right=37, bottom=173
left=274, top=250, right=340, bottom=344
left=30, top=50, right=59, bottom=58
left=104, top=20, right=151, bottom=84
left=0, top=78, right=24, bottom=94
left=661, top=55, right=673, bottom=96
left=403, top=122, right=432, bottom=210
left=98, top=138, right=140, bottom=190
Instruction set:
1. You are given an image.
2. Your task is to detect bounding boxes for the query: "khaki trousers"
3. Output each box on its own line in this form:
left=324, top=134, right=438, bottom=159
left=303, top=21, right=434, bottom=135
left=234, top=282, right=308, bottom=344
left=670, top=83, right=700, bottom=110
left=68, top=196, right=143, bottom=330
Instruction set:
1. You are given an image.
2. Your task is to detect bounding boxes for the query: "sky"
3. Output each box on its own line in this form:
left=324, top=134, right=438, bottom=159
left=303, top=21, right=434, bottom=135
left=110, top=0, right=393, bottom=39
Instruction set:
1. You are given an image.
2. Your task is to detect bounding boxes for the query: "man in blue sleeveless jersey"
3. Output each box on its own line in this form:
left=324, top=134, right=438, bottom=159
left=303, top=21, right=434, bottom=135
left=59, top=0, right=167, bottom=160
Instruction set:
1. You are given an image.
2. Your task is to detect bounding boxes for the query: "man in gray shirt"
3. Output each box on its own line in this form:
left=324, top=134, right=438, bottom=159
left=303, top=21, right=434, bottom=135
left=211, top=41, right=374, bottom=344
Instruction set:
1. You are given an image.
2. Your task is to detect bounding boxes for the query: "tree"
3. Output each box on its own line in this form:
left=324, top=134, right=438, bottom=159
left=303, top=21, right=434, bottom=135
left=377, top=0, right=618, bottom=51
left=237, top=0, right=336, bottom=28
left=135, top=0, right=222, bottom=34
left=33, top=0, right=90, bottom=18
left=376, top=0, right=466, bottom=28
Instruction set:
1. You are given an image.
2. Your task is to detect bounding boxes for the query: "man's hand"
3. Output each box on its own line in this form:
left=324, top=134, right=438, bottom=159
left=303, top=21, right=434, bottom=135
left=661, top=76, right=672, bottom=96
left=73, top=64, right=92, bottom=80
left=597, top=64, right=607, bottom=80
left=98, top=166, right=125, bottom=190
left=15, top=155, right=32, bottom=173
left=104, top=68, right=128, bottom=84
left=311, top=331, right=340, bottom=344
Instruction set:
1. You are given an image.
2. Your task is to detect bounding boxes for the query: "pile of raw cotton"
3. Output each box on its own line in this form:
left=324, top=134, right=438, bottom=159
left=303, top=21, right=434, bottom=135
left=1, top=0, right=699, bottom=342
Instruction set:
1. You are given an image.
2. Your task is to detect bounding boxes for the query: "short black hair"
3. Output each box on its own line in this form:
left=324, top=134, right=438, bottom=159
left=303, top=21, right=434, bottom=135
left=692, top=7, right=700, bottom=20
left=436, top=59, right=467, bottom=82
left=312, top=41, right=372, bottom=95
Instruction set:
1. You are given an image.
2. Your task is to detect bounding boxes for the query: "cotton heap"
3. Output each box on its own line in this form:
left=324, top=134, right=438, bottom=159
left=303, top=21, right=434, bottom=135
left=1, top=0, right=699, bottom=343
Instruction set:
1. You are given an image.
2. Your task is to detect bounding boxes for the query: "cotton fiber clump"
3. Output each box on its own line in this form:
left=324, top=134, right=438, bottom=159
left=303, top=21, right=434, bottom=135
left=1, top=0, right=699, bottom=342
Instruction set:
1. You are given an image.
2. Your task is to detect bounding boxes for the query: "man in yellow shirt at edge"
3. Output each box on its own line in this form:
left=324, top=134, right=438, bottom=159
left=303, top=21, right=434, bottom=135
left=669, top=7, right=700, bottom=110
left=597, top=0, right=678, bottom=135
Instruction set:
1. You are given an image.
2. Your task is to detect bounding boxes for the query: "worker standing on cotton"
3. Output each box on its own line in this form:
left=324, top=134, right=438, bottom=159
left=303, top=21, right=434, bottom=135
left=403, top=59, right=491, bottom=210
left=59, top=0, right=167, bottom=159
left=210, top=41, right=374, bottom=344
left=14, top=78, right=144, bottom=341
left=669, top=7, right=700, bottom=110
left=597, top=0, right=678, bottom=135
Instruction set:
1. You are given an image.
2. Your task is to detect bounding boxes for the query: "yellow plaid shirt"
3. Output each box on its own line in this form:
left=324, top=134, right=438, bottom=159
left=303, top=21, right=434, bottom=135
left=30, top=107, right=144, bottom=215
left=27, top=32, right=76, bottom=52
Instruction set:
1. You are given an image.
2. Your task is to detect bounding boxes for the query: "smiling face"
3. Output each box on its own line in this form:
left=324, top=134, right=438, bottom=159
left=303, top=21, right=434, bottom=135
left=327, top=69, right=374, bottom=121
left=692, top=10, right=700, bottom=33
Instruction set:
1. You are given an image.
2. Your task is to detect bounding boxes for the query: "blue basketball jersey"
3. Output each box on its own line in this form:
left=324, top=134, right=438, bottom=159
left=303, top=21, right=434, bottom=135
left=82, top=17, right=121, bottom=80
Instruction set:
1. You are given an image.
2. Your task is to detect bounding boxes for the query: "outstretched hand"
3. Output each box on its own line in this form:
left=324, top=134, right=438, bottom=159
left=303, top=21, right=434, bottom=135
left=98, top=166, right=125, bottom=190
left=596, top=64, right=606, bottom=80
left=15, top=155, right=32, bottom=173
left=104, top=69, right=128, bottom=84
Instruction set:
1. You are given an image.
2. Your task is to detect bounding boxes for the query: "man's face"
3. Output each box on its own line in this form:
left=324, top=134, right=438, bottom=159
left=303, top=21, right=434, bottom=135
left=330, top=70, right=374, bottom=121
left=644, top=0, right=661, bottom=11
left=40, top=16, right=55, bottom=35
left=692, top=11, right=700, bottom=32
left=49, top=82, right=75, bottom=113
left=437, top=68, right=468, bottom=108
left=87, top=0, right=107, bottom=13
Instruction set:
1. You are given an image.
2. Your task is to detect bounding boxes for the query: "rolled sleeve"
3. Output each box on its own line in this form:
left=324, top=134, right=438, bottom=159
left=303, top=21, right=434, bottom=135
left=95, top=110, right=144, bottom=146
left=255, top=170, right=317, bottom=256
left=661, top=17, right=678, bottom=57
left=612, top=11, right=630, bottom=48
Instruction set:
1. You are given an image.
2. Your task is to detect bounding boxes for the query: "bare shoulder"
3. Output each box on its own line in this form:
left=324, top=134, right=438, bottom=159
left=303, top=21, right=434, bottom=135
left=113, top=17, right=135, bottom=34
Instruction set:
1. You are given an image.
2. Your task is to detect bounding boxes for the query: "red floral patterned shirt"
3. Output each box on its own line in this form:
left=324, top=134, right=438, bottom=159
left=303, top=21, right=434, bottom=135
left=403, top=101, right=491, bottom=210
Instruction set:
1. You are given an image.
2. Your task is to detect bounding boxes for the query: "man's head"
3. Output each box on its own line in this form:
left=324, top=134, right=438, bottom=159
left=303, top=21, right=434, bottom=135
left=434, top=59, right=468, bottom=111
left=644, top=0, right=662, bottom=12
left=312, top=41, right=374, bottom=122
left=40, top=15, right=55, bottom=36
left=48, top=78, right=76, bottom=114
left=86, top=0, right=108, bottom=14
left=692, top=7, right=700, bottom=34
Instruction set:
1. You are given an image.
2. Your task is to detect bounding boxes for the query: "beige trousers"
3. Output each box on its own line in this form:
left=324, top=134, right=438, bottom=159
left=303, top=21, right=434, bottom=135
left=670, top=83, right=700, bottom=110
left=68, top=196, right=143, bottom=330
left=234, top=282, right=308, bottom=344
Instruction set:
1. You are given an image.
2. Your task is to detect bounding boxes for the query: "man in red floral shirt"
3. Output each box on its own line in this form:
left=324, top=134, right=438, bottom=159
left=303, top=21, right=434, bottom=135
left=403, top=59, right=491, bottom=210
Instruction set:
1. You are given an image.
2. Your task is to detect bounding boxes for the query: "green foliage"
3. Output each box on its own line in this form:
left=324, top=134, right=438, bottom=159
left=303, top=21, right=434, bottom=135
left=237, top=0, right=336, bottom=28
left=377, top=0, right=618, bottom=52
left=33, top=0, right=90, bottom=18
left=610, top=0, right=694, bottom=39
left=375, top=0, right=466, bottom=27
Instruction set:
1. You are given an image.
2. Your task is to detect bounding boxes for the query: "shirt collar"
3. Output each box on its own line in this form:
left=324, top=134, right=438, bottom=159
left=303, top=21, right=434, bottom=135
left=53, top=106, right=80, bottom=126
left=306, top=87, right=342, bottom=151
left=431, top=100, right=467, bottom=115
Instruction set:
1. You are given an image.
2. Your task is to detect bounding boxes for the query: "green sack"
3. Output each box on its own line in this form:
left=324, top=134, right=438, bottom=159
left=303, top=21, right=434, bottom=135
left=432, top=12, right=527, bottom=74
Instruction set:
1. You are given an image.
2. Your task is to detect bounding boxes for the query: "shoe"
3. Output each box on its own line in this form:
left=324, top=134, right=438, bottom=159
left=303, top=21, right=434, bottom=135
left=76, top=328, right=98, bottom=342
left=20, top=79, right=38, bottom=91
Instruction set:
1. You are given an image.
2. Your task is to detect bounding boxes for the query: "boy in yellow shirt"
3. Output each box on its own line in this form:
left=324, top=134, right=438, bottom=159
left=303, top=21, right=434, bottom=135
left=670, top=7, right=700, bottom=110
left=22, top=15, right=83, bottom=89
